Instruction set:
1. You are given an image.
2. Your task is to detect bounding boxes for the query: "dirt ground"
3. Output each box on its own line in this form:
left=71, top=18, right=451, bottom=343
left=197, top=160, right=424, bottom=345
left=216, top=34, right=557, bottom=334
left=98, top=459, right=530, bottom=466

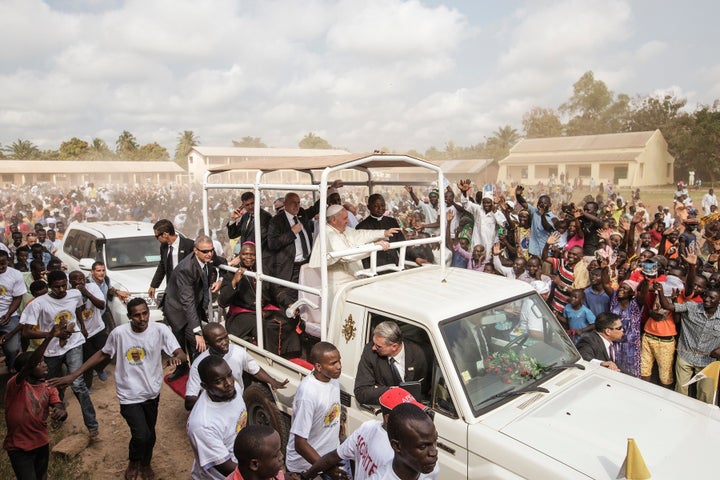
left=55, top=363, right=192, bottom=479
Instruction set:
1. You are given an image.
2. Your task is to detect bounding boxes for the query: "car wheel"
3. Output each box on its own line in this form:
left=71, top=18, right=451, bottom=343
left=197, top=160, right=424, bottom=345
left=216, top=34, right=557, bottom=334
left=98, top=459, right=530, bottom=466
left=243, top=383, right=290, bottom=451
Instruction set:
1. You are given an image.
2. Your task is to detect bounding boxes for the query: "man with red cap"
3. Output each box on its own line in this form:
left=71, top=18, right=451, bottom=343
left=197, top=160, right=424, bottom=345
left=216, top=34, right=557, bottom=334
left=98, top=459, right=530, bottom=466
left=299, top=387, right=437, bottom=480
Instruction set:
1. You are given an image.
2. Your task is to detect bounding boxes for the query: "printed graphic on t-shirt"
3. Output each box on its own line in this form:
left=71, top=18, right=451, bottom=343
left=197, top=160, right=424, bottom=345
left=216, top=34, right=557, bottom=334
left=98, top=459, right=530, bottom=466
left=323, top=403, right=341, bottom=427
left=125, top=346, right=146, bottom=364
left=0, top=284, right=7, bottom=296
left=54, top=310, right=72, bottom=324
left=236, top=411, right=247, bottom=432
left=80, top=308, right=93, bottom=321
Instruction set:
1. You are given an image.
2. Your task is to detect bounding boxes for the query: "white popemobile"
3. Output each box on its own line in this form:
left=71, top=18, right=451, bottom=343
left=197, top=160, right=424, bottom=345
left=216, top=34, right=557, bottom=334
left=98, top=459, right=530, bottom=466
left=202, top=153, right=720, bottom=479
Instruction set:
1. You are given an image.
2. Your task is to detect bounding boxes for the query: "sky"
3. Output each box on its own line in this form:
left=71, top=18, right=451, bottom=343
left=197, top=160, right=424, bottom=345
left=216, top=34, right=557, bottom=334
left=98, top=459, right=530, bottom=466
left=1, top=0, right=719, bottom=155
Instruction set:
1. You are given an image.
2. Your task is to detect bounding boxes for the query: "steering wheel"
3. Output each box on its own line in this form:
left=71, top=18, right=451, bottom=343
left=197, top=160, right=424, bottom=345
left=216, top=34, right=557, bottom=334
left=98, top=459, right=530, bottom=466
left=501, top=333, right=529, bottom=352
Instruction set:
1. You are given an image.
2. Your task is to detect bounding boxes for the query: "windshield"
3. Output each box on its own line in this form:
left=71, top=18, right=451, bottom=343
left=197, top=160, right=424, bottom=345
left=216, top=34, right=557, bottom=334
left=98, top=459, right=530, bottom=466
left=104, top=237, right=161, bottom=270
left=440, top=292, right=578, bottom=416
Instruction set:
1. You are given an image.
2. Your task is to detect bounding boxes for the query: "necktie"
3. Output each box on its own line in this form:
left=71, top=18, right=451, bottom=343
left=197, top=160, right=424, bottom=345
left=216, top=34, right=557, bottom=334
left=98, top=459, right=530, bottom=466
left=244, top=214, right=254, bottom=240
left=167, top=245, right=174, bottom=274
left=389, top=357, right=402, bottom=385
left=294, top=216, right=310, bottom=259
left=201, top=264, right=210, bottom=311
left=609, top=344, right=615, bottom=362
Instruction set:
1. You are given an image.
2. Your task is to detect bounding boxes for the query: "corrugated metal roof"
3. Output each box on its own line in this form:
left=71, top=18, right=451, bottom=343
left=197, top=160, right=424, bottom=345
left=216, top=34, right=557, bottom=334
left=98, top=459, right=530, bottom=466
left=499, top=151, right=641, bottom=166
left=510, top=130, right=657, bottom=154
left=206, top=153, right=433, bottom=173
left=0, top=160, right=184, bottom=173
left=192, top=146, right=351, bottom=157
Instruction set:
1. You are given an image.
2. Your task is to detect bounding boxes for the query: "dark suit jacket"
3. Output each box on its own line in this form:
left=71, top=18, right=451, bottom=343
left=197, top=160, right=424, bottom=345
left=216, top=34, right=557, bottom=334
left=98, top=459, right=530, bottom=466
left=150, top=236, right=195, bottom=289
left=163, top=253, right=215, bottom=333
left=354, top=340, right=428, bottom=405
left=576, top=331, right=611, bottom=362
left=266, top=201, right=319, bottom=282
left=227, top=209, right=272, bottom=248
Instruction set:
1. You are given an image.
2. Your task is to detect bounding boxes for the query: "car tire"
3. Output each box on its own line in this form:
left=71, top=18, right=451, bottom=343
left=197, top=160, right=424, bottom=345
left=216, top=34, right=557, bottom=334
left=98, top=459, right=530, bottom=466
left=243, top=383, right=291, bottom=451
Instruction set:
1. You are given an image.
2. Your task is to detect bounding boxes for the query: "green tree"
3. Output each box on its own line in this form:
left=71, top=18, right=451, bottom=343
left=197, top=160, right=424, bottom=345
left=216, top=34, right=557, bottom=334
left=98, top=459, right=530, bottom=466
left=3, top=139, right=41, bottom=159
left=674, top=104, right=720, bottom=182
left=88, top=138, right=113, bottom=160
left=115, top=130, right=139, bottom=158
left=174, top=130, right=199, bottom=170
left=486, top=125, right=521, bottom=161
left=232, top=136, right=266, bottom=148
left=42, top=149, right=60, bottom=160
left=522, top=107, right=563, bottom=138
left=298, top=133, right=332, bottom=149
left=137, top=142, right=170, bottom=161
left=560, top=71, right=629, bottom=135
left=627, top=94, right=687, bottom=132
left=59, top=137, right=90, bottom=159
left=423, top=146, right=443, bottom=161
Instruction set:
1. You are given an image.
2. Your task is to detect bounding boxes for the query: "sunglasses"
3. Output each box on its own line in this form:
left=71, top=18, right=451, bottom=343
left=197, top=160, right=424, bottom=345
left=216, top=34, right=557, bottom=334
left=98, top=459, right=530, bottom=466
left=608, top=325, right=624, bottom=331
left=196, top=248, right=214, bottom=254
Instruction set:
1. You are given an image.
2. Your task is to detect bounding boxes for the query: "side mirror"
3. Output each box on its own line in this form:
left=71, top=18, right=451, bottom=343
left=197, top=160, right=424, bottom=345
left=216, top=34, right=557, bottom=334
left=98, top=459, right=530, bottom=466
left=78, top=258, right=95, bottom=271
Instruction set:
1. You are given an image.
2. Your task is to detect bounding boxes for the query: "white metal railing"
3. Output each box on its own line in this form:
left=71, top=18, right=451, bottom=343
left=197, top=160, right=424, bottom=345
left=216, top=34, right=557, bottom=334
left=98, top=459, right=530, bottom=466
left=202, top=154, right=446, bottom=351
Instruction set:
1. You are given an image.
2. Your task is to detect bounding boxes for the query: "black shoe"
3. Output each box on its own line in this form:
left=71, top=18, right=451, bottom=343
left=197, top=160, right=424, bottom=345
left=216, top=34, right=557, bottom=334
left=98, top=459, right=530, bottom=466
left=167, top=364, right=189, bottom=382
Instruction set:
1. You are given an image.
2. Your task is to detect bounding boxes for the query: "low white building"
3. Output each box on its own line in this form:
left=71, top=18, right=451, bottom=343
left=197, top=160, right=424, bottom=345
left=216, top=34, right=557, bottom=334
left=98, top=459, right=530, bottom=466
left=0, top=160, right=186, bottom=188
left=497, top=130, right=675, bottom=187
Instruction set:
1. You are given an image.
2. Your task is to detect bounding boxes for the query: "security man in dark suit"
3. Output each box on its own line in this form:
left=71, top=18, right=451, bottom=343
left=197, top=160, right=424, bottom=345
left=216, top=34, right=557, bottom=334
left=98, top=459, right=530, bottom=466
left=266, top=192, right=319, bottom=298
left=227, top=192, right=272, bottom=268
left=576, top=312, right=623, bottom=372
left=148, top=218, right=195, bottom=300
left=354, top=320, right=428, bottom=405
left=163, top=235, right=221, bottom=380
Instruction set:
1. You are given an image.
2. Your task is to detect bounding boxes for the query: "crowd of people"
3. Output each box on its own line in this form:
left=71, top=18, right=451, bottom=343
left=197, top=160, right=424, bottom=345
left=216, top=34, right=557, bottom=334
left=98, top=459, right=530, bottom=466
left=3, top=175, right=720, bottom=480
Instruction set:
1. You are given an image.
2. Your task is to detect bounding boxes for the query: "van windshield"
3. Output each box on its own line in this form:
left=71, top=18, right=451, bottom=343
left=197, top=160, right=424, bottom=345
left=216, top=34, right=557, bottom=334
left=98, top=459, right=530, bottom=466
left=440, top=293, right=579, bottom=416
left=104, top=237, right=161, bottom=269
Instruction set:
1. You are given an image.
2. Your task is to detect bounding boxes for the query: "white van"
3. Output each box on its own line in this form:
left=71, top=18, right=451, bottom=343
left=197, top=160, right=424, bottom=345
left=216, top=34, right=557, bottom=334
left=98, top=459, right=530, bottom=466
left=56, top=221, right=164, bottom=327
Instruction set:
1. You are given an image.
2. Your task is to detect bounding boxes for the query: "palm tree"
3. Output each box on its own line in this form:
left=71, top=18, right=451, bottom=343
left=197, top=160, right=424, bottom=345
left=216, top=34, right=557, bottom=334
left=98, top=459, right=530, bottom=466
left=3, top=139, right=41, bottom=159
left=175, top=131, right=199, bottom=160
left=116, top=130, right=139, bottom=158
left=89, top=138, right=113, bottom=159
left=486, top=126, right=521, bottom=161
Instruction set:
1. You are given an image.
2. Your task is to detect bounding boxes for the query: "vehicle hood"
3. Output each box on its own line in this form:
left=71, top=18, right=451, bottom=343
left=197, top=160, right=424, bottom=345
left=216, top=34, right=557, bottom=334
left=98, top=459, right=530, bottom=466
left=107, top=266, right=163, bottom=293
left=471, top=367, right=720, bottom=479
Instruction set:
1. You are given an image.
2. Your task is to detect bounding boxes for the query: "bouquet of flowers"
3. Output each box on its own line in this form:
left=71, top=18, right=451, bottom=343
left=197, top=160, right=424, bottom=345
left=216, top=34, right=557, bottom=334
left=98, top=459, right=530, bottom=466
left=486, top=350, right=544, bottom=384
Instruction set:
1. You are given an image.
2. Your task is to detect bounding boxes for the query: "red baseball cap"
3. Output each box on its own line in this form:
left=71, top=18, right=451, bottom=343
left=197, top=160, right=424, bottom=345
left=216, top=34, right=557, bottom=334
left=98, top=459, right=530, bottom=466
left=379, top=387, right=425, bottom=412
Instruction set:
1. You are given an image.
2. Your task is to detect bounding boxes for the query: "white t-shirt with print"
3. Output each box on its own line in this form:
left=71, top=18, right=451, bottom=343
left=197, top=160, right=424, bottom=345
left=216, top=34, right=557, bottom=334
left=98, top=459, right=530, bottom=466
left=337, top=420, right=391, bottom=480
left=285, top=373, right=341, bottom=472
left=102, top=322, right=180, bottom=404
left=186, top=344, right=260, bottom=398
left=77, top=282, right=105, bottom=338
left=20, top=290, right=84, bottom=357
left=187, top=386, right=247, bottom=480
left=0, top=267, right=26, bottom=316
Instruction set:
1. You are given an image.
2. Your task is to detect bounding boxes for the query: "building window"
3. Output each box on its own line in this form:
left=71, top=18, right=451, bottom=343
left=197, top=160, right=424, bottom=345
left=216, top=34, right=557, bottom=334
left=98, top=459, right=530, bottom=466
left=548, top=167, right=558, bottom=177
left=667, top=163, right=672, bottom=178
left=639, top=164, right=644, bottom=177
left=1, top=174, right=12, bottom=182
left=521, top=167, right=528, bottom=179
left=579, top=167, right=591, bottom=177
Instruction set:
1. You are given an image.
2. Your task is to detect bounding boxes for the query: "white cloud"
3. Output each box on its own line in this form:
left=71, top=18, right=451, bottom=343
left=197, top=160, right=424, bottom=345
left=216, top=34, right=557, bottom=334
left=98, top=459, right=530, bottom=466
left=1, top=0, right=719, bottom=155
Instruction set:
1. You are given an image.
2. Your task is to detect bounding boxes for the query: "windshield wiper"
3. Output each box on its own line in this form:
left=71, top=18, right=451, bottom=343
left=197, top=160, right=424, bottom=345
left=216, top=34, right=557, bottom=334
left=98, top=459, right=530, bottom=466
left=477, top=385, right=550, bottom=406
left=542, top=361, right=585, bottom=373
